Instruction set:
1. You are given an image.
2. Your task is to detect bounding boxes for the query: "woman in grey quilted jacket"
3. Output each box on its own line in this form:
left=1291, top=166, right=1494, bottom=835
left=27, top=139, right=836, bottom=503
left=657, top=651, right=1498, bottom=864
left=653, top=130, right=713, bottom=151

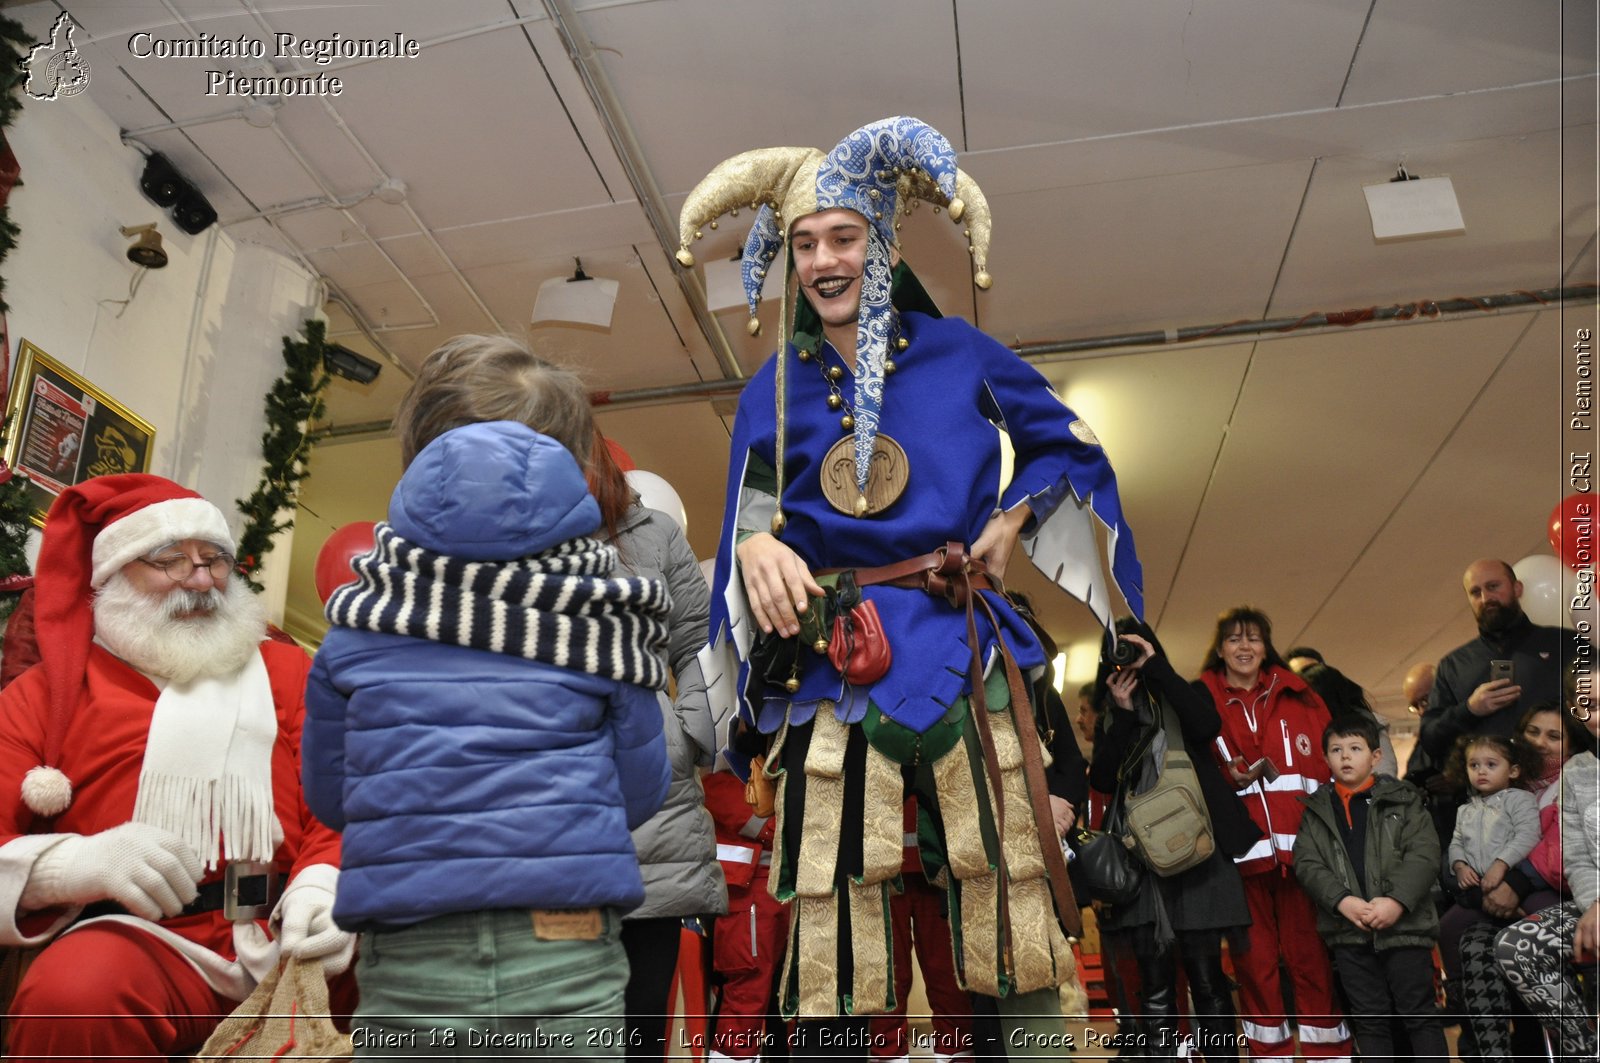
left=590, top=432, right=728, bottom=1061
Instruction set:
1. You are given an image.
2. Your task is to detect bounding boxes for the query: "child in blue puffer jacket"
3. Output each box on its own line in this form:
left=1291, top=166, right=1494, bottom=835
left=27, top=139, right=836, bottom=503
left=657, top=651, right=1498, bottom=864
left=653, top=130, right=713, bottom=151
left=302, top=335, right=672, bottom=1059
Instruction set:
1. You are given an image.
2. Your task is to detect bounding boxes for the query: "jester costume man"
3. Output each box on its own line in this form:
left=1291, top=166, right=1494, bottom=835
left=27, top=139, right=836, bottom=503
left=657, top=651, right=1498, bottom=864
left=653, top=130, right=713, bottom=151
left=687, top=118, right=1143, bottom=1028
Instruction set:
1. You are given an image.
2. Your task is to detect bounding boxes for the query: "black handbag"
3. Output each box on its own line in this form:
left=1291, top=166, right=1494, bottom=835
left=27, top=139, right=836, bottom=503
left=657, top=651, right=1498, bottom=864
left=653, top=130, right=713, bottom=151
left=1068, top=693, right=1159, bottom=906
left=1068, top=825, right=1141, bottom=906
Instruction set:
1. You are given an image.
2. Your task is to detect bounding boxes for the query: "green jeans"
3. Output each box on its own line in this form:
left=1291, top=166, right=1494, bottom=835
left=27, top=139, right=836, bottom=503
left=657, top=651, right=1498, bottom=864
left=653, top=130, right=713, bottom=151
left=353, top=908, right=629, bottom=1060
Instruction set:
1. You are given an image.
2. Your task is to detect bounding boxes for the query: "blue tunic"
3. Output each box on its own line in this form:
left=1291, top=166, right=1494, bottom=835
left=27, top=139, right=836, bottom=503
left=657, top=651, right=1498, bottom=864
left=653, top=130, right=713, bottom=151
left=708, top=312, right=1142, bottom=742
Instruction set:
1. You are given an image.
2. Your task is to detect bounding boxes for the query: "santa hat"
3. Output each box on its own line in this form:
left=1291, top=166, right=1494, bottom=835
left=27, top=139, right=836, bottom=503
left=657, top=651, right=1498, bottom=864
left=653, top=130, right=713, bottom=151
left=23, top=474, right=234, bottom=817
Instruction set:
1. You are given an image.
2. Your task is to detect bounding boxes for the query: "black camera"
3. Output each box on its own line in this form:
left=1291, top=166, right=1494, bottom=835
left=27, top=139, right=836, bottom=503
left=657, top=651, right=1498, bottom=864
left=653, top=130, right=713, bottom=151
left=1108, top=636, right=1139, bottom=667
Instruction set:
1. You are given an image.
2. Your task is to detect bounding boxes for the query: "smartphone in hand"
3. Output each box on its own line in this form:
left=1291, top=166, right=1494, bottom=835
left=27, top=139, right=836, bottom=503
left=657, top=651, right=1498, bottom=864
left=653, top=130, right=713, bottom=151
left=1489, top=659, right=1514, bottom=686
left=1247, top=757, right=1280, bottom=783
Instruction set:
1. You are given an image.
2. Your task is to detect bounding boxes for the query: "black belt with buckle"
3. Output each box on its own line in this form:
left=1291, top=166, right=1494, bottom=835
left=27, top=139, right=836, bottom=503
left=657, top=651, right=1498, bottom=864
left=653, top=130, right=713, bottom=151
left=78, top=861, right=280, bottom=923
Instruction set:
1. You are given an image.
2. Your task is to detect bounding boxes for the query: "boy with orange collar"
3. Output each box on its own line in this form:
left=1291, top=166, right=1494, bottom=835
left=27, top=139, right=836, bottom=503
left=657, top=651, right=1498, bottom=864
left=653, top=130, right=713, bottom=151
left=1293, top=717, right=1447, bottom=1063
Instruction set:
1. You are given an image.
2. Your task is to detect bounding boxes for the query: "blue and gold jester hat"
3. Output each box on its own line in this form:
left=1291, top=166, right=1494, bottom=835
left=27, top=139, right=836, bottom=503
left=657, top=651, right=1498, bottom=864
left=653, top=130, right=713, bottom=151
left=676, top=117, right=994, bottom=523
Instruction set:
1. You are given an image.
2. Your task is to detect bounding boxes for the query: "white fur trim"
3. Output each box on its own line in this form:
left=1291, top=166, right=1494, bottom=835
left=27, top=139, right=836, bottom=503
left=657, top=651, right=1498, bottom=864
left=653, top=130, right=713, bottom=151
left=90, top=498, right=234, bottom=588
left=21, top=765, right=72, bottom=816
left=63, top=913, right=265, bottom=1001
left=0, top=835, right=81, bottom=947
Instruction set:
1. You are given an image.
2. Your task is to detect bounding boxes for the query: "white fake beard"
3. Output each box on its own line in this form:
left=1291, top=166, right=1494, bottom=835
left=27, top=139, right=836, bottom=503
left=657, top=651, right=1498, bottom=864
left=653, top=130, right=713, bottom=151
left=93, top=573, right=268, bottom=684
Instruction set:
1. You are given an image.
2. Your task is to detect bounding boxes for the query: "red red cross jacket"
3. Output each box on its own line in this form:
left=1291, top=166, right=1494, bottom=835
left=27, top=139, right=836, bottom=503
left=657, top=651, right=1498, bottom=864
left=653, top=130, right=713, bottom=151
left=703, top=770, right=774, bottom=892
left=1199, top=665, right=1332, bottom=875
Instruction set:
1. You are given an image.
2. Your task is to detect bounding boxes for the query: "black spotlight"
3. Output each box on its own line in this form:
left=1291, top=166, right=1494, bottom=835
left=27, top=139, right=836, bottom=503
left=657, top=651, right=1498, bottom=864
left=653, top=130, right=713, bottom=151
left=172, top=188, right=217, bottom=235
left=139, top=152, right=185, bottom=207
left=323, top=344, right=382, bottom=385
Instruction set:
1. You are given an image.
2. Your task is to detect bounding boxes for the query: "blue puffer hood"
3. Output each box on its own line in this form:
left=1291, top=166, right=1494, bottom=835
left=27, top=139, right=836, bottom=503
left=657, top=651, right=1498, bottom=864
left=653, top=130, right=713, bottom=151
left=389, top=421, right=600, bottom=559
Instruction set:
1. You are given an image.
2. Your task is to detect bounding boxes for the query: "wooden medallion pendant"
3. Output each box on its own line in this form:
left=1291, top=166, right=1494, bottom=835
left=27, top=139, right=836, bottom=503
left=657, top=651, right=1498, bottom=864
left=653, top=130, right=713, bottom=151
left=820, top=433, right=910, bottom=517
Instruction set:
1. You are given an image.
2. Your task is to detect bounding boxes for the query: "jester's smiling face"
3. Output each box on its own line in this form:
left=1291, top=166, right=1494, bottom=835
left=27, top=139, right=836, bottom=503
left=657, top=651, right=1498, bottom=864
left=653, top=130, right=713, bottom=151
left=790, top=208, right=901, bottom=360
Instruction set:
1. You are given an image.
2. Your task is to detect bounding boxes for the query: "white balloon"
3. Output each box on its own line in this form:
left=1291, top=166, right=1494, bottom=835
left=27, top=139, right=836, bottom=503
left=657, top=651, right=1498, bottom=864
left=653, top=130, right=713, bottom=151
left=1514, top=553, right=1568, bottom=628
left=625, top=469, right=687, bottom=535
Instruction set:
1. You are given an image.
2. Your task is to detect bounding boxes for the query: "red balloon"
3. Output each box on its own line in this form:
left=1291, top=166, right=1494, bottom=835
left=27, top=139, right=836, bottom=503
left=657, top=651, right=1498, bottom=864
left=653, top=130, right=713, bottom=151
left=314, top=521, right=377, bottom=603
left=1549, top=494, right=1599, bottom=571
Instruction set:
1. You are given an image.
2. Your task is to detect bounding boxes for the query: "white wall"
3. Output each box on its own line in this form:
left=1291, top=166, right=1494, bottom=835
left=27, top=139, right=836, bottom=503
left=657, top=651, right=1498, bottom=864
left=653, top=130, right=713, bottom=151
left=4, top=95, right=320, bottom=621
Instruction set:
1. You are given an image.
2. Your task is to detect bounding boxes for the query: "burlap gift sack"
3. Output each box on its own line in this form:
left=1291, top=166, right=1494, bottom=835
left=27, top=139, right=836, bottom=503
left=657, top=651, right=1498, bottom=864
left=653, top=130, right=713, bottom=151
left=197, top=957, right=351, bottom=1062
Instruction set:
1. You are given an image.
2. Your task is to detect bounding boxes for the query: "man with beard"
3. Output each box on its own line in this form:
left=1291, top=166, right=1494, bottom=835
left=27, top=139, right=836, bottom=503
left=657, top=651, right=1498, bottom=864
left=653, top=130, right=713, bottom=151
left=1416, top=558, right=1563, bottom=762
left=0, top=475, right=352, bottom=1062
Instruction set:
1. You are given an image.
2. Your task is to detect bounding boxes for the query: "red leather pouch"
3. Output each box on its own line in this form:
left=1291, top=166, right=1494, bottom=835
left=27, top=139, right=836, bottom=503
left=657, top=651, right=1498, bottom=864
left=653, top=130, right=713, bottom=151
left=828, top=598, right=892, bottom=684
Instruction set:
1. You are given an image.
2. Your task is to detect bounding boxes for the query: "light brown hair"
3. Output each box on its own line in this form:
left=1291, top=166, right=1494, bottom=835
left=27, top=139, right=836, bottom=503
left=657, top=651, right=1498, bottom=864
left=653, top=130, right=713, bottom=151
left=393, top=335, right=593, bottom=469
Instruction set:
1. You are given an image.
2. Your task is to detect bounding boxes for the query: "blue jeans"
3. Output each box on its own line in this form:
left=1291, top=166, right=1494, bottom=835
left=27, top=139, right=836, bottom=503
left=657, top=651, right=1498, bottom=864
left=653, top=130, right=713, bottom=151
left=353, top=908, right=629, bottom=1060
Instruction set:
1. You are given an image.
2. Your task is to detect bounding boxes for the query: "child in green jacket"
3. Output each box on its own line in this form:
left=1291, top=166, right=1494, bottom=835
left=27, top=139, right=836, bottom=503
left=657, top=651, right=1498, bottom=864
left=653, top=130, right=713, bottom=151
left=1292, top=717, right=1446, bottom=1063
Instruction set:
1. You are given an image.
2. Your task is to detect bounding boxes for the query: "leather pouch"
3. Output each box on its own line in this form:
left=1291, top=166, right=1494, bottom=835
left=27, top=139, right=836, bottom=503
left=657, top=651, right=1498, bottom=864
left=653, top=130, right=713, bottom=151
left=827, top=597, right=892, bottom=684
left=744, top=753, right=776, bottom=817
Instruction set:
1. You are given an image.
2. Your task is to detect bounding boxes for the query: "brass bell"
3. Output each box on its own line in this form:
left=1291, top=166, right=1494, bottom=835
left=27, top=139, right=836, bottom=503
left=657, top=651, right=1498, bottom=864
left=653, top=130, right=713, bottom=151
left=813, top=639, right=829, bottom=654
left=896, top=337, right=909, bottom=351
left=853, top=494, right=869, bottom=518
left=884, top=360, right=897, bottom=375
left=828, top=365, right=844, bottom=381
left=841, top=414, right=854, bottom=430
left=797, top=349, right=812, bottom=363
left=785, top=676, right=801, bottom=693
left=827, top=394, right=843, bottom=410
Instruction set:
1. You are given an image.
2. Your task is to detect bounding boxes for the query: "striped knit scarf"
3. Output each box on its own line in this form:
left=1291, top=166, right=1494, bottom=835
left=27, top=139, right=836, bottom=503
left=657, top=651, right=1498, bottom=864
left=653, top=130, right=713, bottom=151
left=326, top=523, right=671, bottom=690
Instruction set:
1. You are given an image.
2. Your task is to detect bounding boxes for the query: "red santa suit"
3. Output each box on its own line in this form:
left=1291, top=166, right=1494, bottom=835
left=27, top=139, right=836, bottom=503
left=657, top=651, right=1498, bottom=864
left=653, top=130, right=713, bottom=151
left=704, top=769, right=789, bottom=1062
left=1200, top=665, right=1350, bottom=1062
left=0, top=474, right=348, bottom=1063
left=1, top=644, right=344, bottom=1060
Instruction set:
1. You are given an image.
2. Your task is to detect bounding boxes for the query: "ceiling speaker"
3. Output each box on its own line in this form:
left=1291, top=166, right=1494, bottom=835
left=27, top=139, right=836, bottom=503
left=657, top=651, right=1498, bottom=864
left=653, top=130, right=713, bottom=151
left=139, top=153, right=186, bottom=207
left=172, top=188, right=217, bottom=235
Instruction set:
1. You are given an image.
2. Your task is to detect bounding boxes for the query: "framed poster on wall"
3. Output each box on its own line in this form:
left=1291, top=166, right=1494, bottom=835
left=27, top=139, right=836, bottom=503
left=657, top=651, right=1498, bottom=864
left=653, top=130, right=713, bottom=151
left=3, top=340, right=155, bottom=525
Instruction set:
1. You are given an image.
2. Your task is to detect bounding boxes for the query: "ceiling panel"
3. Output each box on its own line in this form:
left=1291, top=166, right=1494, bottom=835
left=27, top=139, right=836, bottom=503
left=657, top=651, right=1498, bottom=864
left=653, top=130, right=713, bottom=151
left=431, top=202, right=658, bottom=272
left=1341, top=0, right=1596, bottom=107
left=1271, top=129, right=1575, bottom=317
left=984, top=159, right=1315, bottom=340
left=294, top=31, right=616, bottom=228
left=959, top=0, right=1370, bottom=147
left=592, top=0, right=964, bottom=194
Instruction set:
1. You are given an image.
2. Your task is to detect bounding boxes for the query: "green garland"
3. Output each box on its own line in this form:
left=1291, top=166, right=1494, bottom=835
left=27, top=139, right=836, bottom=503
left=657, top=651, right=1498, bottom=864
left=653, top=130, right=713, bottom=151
left=234, top=319, right=330, bottom=592
left=0, top=13, right=34, bottom=621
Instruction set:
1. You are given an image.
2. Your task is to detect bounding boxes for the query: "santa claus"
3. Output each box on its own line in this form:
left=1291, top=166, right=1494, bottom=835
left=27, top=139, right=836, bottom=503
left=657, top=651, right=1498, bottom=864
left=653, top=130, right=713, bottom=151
left=0, top=474, right=352, bottom=1061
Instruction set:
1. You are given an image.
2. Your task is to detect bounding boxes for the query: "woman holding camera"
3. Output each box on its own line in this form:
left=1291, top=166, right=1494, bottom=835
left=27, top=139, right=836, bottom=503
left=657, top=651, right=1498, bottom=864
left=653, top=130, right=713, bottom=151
left=1089, top=620, right=1259, bottom=1060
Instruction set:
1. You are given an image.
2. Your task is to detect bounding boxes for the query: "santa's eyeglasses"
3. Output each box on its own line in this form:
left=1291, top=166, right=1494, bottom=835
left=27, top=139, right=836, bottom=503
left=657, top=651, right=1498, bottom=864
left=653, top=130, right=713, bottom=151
left=139, top=552, right=235, bottom=582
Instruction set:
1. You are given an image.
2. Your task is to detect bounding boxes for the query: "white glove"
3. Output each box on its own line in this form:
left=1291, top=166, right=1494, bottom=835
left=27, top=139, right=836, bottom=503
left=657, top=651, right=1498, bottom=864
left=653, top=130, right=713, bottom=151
left=21, top=822, right=202, bottom=921
left=274, top=869, right=355, bottom=975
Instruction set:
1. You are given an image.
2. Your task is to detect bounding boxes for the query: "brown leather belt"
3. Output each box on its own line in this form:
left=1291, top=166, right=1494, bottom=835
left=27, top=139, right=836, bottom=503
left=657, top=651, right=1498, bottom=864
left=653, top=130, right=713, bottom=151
left=821, top=543, right=998, bottom=606
left=822, top=542, right=1082, bottom=939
